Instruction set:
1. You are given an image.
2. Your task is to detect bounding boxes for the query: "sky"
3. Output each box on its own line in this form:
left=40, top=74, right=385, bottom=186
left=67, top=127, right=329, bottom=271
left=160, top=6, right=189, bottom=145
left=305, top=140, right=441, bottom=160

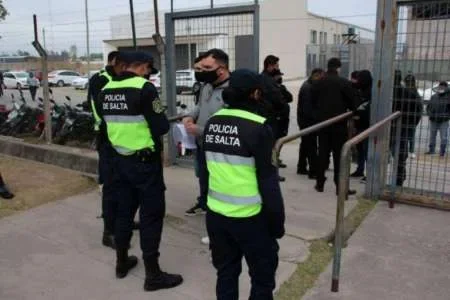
left=0, top=0, right=377, bottom=55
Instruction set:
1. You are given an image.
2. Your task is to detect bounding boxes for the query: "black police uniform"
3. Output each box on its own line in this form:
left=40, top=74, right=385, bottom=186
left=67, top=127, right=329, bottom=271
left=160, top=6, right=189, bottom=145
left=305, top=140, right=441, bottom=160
left=203, top=69, right=285, bottom=300
left=89, top=65, right=119, bottom=247
left=97, top=52, right=182, bottom=291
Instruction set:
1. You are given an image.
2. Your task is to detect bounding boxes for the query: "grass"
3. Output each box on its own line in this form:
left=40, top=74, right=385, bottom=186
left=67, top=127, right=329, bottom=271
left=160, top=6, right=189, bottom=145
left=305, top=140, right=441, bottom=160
left=0, top=154, right=96, bottom=218
left=276, top=198, right=378, bottom=300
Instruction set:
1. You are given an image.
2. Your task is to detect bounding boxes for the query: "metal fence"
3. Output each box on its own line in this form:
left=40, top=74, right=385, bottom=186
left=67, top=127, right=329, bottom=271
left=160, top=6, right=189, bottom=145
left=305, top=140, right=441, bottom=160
left=387, top=0, right=450, bottom=205
left=306, top=43, right=375, bottom=79
left=165, top=3, right=259, bottom=165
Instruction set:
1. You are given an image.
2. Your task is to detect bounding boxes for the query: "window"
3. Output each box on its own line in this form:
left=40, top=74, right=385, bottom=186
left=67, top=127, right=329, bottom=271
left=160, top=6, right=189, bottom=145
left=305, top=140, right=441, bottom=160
left=310, top=30, right=317, bottom=44
left=69, top=72, right=80, bottom=76
left=324, top=32, right=328, bottom=44
left=60, top=72, right=70, bottom=76
left=4, top=73, right=14, bottom=78
left=319, top=32, right=324, bottom=44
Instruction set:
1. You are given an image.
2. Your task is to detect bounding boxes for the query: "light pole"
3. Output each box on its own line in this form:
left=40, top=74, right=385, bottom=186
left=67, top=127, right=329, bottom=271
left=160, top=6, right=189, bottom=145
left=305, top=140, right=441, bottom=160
left=85, top=0, right=90, bottom=75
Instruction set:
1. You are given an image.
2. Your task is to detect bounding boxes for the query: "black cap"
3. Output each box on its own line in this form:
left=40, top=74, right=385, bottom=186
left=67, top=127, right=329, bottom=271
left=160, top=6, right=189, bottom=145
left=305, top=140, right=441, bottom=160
left=121, top=51, right=159, bottom=74
left=229, top=69, right=262, bottom=90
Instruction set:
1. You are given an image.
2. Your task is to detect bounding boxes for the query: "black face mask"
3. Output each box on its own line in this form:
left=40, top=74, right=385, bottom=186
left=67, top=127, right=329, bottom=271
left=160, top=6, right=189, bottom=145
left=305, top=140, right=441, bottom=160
left=195, top=71, right=206, bottom=83
left=276, top=77, right=283, bottom=84
left=203, top=68, right=220, bottom=84
left=268, top=69, right=279, bottom=76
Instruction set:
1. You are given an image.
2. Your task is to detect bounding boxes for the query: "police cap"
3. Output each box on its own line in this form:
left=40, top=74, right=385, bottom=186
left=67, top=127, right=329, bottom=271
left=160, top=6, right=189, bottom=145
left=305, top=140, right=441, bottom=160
left=120, top=51, right=159, bottom=74
left=229, top=69, right=262, bottom=90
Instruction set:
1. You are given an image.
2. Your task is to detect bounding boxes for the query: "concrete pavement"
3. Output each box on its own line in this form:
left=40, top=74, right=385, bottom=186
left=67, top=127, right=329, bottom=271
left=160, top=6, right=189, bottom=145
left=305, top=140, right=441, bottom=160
left=0, top=144, right=365, bottom=299
left=304, top=202, right=450, bottom=300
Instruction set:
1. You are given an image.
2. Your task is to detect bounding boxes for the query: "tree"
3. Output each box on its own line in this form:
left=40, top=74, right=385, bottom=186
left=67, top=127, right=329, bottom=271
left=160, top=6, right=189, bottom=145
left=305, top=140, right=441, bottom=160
left=0, top=0, right=7, bottom=21
left=60, top=50, right=70, bottom=60
left=17, top=50, right=30, bottom=56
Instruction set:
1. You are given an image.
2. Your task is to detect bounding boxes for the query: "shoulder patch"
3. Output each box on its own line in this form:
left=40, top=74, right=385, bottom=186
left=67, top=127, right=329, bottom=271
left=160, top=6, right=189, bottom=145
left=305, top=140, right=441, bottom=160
left=152, top=98, right=164, bottom=114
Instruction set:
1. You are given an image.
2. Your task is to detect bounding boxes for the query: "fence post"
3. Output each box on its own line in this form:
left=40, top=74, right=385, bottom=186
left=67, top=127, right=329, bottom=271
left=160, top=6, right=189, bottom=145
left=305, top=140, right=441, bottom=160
left=390, top=117, right=402, bottom=208
left=366, top=0, right=397, bottom=199
left=31, top=15, right=51, bottom=144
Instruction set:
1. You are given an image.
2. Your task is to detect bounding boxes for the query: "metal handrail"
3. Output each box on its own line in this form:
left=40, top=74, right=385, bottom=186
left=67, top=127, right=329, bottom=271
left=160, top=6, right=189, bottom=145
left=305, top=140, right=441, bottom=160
left=168, top=114, right=186, bottom=122
left=272, top=111, right=354, bottom=166
left=331, top=111, right=402, bottom=293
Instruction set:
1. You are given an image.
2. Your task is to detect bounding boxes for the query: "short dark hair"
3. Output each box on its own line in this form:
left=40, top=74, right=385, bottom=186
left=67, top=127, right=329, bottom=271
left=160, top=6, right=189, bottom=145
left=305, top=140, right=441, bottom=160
left=351, top=71, right=359, bottom=79
left=263, top=55, right=279, bottom=70
left=204, top=48, right=229, bottom=68
left=327, top=57, right=342, bottom=70
left=108, top=51, right=120, bottom=63
left=439, top=81, right=448, bottom=87
left=311, top=68, right=324, bottom=77
left=194, top=53, right=206, bottom=64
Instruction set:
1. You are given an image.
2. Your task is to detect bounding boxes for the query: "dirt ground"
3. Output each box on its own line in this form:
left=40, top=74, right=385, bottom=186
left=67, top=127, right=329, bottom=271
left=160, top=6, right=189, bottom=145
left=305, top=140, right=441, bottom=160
left=0, top=155, right=96, bottom=218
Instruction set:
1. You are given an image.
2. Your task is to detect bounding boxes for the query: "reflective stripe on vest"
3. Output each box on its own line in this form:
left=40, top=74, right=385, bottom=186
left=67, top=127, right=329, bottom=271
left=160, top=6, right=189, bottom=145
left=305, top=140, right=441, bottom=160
left=91, top=69, right=112, bottom=131
left=206, top=108, right=266, bottom=218
left=102, top=77, right=154, bottom=155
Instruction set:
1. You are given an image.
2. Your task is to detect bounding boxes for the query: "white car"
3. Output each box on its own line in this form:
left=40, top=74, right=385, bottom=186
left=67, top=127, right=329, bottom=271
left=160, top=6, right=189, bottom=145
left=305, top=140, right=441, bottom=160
left=3, top=71, right=35, bottom=89
left=175, top=69, right=199, bottom=94
left=418, top=81, right=450, bottom=102
left=72, top=76, right=89, bottom=90
left=48, top=70, right=81, bottom=87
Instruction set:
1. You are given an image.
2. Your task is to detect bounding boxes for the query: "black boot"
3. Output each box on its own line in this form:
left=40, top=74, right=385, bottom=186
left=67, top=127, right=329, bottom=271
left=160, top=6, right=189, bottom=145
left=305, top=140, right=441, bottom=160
left=315, top=177, right=326, bottom=192
left=102, top=232, right=116, bottom=249
left=144, top=257, right=183, bottom=291
left=115, top=248, right=138, bottom=279
left=0, top=185, right=14, bottom=199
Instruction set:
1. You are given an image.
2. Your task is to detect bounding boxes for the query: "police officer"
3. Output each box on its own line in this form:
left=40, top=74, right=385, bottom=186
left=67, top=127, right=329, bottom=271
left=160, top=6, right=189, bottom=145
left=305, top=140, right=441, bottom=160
left=203, top=69, right=285, bottom=300
left=98, top=51, right=183, bottom=291
left=88, top=51, right=123, bottom=249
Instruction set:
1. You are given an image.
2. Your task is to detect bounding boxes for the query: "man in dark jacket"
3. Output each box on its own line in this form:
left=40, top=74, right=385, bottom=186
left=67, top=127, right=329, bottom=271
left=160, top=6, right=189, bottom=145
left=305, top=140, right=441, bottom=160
left=350, top=70, right=373, bottom=181
left=426, top=81, right=449, bottom=156
left=391, top=70, right=423, bottom=186
left=297, top=68, right=324, bottom=178
left=312, top=58, right=358, bottom=194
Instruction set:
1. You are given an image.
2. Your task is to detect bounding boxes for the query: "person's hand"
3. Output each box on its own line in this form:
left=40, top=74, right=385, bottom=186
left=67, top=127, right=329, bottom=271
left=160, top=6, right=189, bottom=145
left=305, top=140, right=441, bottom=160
left=185, top=122, right=200, bottom=136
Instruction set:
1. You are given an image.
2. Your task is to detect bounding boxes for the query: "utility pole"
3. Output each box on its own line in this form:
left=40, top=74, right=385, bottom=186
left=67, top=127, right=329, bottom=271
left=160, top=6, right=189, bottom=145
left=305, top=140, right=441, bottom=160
left=42, top=28, right=46, bottom=50
left=85, top=0, right=91, bottom=75
left=130, top=0, right=137, bottom=49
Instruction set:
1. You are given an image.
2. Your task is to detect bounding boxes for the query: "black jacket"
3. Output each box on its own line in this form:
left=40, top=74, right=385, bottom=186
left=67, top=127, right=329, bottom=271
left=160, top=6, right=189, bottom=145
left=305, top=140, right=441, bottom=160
left=260, top=71, right=284, bottom=119
left=427, top=90, right=450, bottom=123
left=393, top=85, right=423, bottom=128
left=311, top=71, right=357, bottom=124
left=354, top=70, right=373, bottom=130
left=297, top=78, right=316, bottom=127
left=203, top=103, right=285, bottom=239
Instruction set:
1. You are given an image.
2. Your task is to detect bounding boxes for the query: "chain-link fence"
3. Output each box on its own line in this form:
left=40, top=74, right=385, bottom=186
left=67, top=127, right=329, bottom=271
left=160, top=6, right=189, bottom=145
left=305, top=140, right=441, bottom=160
left=165, top=4, right=259, bottom=165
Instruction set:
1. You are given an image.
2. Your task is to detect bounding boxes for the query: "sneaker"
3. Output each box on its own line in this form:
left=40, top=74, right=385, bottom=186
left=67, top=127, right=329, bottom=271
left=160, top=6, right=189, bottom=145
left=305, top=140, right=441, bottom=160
left=278, top=176, right=286, bottom=182
left=201, top=236, right=210, bottom=245
left=185, top=203, right=207, bottom=216
left=0, top=186, right=14, bottom=199
left=410, top=153, right=416, bottom=159
left=297, top=169, right=309, bottom=175
left=360, top=176, right=367, bottom=184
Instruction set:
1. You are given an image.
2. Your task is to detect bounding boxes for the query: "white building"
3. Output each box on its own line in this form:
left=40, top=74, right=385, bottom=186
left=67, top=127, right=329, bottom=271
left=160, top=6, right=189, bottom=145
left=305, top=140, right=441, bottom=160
left=103, top=0, right=374, bottom=79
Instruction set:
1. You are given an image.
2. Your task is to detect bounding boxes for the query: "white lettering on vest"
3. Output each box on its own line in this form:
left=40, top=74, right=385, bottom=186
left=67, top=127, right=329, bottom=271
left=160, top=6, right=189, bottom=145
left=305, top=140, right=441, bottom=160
left=105, top=94, right=126, bottom=102
left=208, top=124, right=238, bottom=135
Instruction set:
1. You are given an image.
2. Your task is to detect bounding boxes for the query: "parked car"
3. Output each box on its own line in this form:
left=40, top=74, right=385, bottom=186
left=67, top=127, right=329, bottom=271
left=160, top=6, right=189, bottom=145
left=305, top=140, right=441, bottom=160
left=48, top=70, right=81, bottom=87
left=418, top=81, right=450, bottom=102
left=175, top=69, right=199, bottom=94
left=72, top=76, right=89, bottom=90
left=3, top=71, right=36, bottom=89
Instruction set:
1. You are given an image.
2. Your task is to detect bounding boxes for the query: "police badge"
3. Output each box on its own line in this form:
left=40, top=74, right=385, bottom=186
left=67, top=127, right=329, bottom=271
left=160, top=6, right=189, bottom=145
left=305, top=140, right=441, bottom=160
left=152, top=98, right=164, bottom=113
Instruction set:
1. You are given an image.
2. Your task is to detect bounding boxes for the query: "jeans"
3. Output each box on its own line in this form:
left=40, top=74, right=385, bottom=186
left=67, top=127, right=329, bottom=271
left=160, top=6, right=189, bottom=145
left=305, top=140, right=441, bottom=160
left=429, top=121, right=449, bottom=153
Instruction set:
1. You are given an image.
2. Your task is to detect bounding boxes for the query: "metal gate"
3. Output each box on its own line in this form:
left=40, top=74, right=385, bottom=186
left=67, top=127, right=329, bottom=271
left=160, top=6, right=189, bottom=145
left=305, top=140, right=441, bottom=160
left=164, top=3, right=260, bottom=166
left=368, top=0, right=450, bottom=207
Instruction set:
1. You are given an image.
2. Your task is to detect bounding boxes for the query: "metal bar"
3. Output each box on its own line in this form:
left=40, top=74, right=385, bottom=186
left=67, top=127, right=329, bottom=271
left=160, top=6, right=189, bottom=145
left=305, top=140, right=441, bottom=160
left=85, top=0, right=90, bottom=75
left=390, top=117, right=402, bottom=208
left=153, top=0, right=160, bottom=35
left=170, top=0, right=173, bottom=13
left=366, top=0, right=397, bottom=199
left=272, top=112, right=353, bottom=166
left=129, top=0, right=137, bottom=50
left=211, top=0, right=213, bottom=9
left=164, top=12, right=178, bottom=165
left=253, top=4, right=260, bottom=73
left=331, top=111, right=401, bottom=293
left=170, top=5, right=257, bottom=19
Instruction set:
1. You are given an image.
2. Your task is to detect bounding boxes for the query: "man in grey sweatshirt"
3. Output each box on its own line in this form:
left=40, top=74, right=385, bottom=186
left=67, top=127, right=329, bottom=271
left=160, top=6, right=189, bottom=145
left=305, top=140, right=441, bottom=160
left=183, top=49, right=230, bottom=216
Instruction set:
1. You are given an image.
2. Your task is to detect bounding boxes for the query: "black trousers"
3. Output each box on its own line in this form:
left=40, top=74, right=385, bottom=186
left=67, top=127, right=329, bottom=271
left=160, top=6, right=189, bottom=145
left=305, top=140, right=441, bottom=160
left=317, top=126, right=347, bottom=187
left=111, top=151, right=165, bottom=260
left=207, top=210, right=279, bottom=300
left=99, top=143, right=118, bottom=235
left=29, top=86, right=38, bottom=101
left=297, top=122, right=318, bottom=175
left=390, top=127, right=410, bottom=186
